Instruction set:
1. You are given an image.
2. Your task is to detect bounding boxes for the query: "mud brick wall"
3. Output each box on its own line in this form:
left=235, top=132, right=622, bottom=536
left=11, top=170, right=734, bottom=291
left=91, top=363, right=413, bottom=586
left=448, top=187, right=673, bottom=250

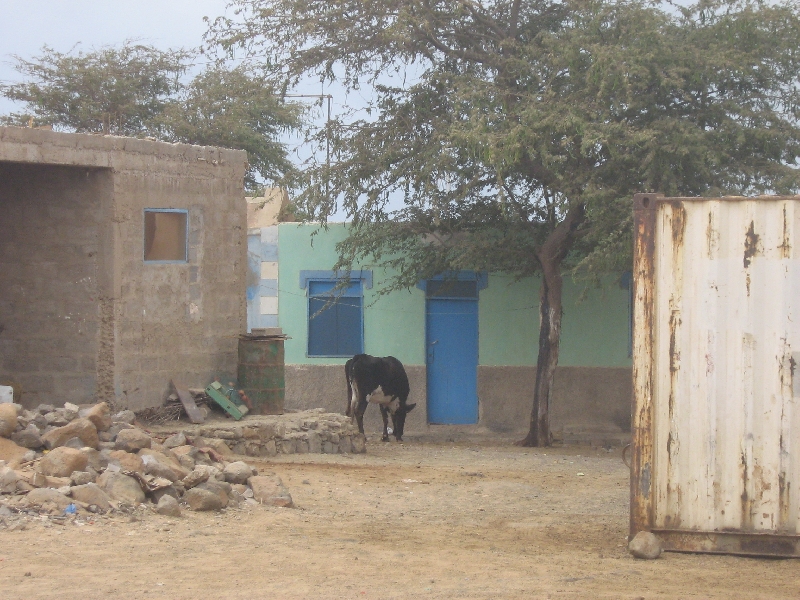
left=0, top=127, right=248, bottom=411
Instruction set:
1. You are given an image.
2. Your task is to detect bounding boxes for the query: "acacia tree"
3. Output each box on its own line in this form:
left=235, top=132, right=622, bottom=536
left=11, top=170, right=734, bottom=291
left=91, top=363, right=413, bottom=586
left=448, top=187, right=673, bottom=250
left=210, top=0, right=800, bottom=445
left=1, top=42, right=301, bottom=190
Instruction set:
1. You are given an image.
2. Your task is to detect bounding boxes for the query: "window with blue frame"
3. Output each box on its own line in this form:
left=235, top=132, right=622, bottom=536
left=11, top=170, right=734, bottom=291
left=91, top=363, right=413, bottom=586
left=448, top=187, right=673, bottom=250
left=307, top=279, right=364, bottom=357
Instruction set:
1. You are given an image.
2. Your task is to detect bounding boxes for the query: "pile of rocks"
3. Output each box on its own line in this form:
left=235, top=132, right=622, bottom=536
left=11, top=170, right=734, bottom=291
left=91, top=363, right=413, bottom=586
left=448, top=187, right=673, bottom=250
left=0, top=402, right=293, bottom=519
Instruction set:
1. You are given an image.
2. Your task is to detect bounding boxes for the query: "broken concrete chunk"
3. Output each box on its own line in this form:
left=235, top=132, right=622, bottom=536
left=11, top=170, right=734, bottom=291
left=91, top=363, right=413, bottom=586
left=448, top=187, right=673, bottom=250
left=70, top=482, right=112, bottom=511
left=223, top=461, right=255, bottom=485
left=0, top=465, right=23, bottom=494
left=163, top=432, right=187, bottom=449
left=11, top=424, right=42, bottom=449
left=156, top=494, right=181, bottom=517
left=184, top=487, right=223, bottom=511
left=70, top=470, right=96, bottom=486
left=111, top=410, right=136, bottom=424
left=182, top=466, right=211, bottom=490
left=0, top=438, right=33, bottom=467
left=24, top=487, right=72, bottom=510
left=41, top=418, right=99, bottom=450
left=45, top=410, right=70, bottom=427
left=0, top=403, right=18, bottom=438
left=114, top=428, right=152, bottom=453
left=197, top=480, right=229, bottom=507
left=195, top=437, right=233, bottom=458
left=248, top=475, right=293, bottom=508
left=63, top=436, right=84, bottom=449
left=107, top=450, right=145, bottom=474
left=37, top=447, right=89, bottom=478
left=79, top=447, right=105, bottom=472
left=81, top=402, right=112, bottom=432
left=138, top=449, right=189, bottom=482
left=96, top=471, right=146, bottom=504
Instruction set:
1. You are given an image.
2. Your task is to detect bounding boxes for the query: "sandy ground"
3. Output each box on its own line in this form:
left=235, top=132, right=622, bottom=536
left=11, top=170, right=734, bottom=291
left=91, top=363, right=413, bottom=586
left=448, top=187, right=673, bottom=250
left=1, top=435, right=798, bottom=599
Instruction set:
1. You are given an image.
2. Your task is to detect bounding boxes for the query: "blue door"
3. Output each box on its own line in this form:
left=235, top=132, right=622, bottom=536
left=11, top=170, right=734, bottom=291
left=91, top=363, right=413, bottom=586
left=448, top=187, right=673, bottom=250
left=426, top=296, right=479, bottom=424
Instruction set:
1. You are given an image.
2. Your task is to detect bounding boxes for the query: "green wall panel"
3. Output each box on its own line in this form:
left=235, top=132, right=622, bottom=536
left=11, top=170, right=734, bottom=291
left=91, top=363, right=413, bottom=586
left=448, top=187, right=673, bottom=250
left=278, top=223, right=425, bottom=365
left=278, top=223, right=631, bottom=368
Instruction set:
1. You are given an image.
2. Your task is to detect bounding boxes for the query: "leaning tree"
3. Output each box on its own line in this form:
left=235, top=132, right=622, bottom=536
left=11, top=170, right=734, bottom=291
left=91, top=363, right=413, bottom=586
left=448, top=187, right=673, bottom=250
left=209, top=0, right=800, bottom=445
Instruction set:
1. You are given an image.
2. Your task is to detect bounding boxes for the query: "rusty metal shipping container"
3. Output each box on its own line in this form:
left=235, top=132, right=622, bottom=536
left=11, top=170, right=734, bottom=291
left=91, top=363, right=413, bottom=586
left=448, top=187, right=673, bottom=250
left=632, top=193, right=800, bottom=557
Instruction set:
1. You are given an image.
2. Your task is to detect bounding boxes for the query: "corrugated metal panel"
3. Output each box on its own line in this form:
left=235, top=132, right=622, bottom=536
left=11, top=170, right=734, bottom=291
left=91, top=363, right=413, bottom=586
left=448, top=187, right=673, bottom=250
left=632, top=194, right=800, bottom=556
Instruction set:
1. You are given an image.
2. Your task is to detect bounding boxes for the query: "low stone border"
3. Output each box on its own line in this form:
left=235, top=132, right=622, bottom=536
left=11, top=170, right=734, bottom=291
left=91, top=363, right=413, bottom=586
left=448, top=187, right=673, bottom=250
left=148, top=409, right=367, bottom=457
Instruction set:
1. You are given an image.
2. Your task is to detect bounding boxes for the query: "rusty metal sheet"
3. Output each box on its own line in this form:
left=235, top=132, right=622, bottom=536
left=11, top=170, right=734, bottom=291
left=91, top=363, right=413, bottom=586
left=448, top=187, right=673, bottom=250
left=632, top=194, right=800, bottom=557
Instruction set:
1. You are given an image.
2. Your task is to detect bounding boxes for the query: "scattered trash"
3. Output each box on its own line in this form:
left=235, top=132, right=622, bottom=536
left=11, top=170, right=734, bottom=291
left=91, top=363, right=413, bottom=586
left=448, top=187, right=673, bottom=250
left=64, top=504, right=77, bottom=515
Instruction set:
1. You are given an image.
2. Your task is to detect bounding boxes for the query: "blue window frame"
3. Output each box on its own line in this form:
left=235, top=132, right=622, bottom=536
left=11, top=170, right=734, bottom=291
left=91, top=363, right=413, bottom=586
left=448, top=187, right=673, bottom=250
left=307, top=279, right=364, bottom=357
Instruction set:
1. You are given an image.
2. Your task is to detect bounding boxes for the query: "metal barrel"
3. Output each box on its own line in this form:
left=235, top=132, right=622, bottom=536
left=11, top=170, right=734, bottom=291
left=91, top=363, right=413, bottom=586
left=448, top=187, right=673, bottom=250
left=237, top=333, right=285, bottom=415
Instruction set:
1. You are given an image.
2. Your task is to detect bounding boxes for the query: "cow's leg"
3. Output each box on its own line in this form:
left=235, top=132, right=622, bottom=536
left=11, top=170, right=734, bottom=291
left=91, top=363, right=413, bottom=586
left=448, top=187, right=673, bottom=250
left=354, top=396, right=368, bottom=435
left=348, top=378, right=362, bottom=422
left=390, top=410, right=402, bottom=442
left=345, top=361, right=353, bottom=417
left=379, top=405, right=391, bottom=442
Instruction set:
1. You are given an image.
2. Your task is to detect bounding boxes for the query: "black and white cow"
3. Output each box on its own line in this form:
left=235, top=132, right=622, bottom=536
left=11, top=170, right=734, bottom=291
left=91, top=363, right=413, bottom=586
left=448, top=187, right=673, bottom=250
left=345, top=354, right=416, bottom=442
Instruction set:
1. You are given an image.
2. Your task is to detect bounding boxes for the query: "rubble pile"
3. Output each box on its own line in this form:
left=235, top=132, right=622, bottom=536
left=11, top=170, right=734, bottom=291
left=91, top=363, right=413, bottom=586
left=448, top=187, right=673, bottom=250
left=0, top=402, right=293, bottom=522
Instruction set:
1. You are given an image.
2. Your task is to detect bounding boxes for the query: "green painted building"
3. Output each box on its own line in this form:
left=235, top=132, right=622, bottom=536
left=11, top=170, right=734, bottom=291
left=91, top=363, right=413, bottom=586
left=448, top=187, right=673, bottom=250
left=249, top=223, right=632, bottom=443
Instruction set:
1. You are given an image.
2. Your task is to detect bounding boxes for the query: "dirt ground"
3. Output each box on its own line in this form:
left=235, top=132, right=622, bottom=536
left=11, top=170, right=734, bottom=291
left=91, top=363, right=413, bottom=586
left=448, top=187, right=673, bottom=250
left=1, top=435, right=798, bottom=599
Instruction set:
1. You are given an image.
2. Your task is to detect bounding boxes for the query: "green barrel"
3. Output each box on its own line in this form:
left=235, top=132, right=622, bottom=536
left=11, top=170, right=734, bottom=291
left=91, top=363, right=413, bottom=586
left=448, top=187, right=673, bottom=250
left=237, top=333, right=285, bottom=415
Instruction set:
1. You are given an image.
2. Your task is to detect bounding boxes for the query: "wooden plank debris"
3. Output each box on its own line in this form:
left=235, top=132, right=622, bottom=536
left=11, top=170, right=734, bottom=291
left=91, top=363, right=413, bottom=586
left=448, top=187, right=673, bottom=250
left=171, top=379, right=205, bottom=424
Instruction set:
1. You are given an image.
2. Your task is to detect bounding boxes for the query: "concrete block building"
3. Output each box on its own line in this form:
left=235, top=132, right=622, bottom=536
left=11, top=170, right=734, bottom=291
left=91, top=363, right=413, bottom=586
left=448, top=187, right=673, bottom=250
left=0, top=127, right=248, bottom=410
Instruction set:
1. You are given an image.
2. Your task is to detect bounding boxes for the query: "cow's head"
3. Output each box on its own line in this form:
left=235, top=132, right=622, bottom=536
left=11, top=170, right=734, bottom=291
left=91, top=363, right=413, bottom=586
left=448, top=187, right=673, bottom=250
left=390, top=403, right=416, bottom=441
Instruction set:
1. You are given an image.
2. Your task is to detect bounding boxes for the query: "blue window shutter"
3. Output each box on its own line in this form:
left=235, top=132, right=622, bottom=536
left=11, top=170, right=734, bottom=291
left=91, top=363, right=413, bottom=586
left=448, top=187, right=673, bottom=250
left=307, top=280, right=363, bottom=356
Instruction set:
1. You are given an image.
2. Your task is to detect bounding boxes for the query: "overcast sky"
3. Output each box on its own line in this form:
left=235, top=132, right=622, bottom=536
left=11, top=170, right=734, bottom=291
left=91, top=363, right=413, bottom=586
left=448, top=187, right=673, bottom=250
left=0, top=1, right=233, bottom=113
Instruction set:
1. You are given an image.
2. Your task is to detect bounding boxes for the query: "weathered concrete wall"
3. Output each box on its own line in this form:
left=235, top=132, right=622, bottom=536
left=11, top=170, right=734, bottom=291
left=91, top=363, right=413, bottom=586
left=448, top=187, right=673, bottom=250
left=285, top=364, right=428, bottom=436
left=285, top=363, right=630, bottom=443
left=0, top=127, right=248, bottom=411
left=479, top=365, right=632, bottom=444
left=110, top=147, right=247, bottom=411
left=0, top=163, right=113, bottom=406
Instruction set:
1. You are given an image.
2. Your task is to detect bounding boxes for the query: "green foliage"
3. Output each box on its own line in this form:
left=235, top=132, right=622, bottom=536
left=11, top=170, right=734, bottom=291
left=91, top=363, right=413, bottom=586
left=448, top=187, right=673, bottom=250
left=1, top=43, right=190, bottom=136
left=158, top=66, right=301, bottom=190
left=209, top=0, right=800, bottom=282
left=0, top=42, right=302, bottom=190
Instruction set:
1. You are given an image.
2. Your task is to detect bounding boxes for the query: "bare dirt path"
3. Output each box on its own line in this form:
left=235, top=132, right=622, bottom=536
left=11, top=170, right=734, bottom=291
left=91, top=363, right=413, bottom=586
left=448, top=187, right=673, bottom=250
left=1, top=438, right=797, bottom=599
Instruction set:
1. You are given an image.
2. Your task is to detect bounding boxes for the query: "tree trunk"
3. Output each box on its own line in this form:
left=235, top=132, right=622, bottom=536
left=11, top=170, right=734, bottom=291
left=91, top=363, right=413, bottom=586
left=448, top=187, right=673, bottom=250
left=518, top=204, right=586, bottom=447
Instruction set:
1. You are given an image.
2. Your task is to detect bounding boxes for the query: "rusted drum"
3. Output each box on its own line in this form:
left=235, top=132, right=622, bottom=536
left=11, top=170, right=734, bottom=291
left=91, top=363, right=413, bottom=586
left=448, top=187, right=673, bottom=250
left=237, top=333, right=285, bottom=415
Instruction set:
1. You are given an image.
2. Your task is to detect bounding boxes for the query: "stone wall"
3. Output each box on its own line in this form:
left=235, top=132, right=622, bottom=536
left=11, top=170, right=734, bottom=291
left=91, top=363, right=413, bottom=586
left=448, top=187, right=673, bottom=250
left=0, top=127, right=248, bottom=411
left=152, top=410, right=367, bottom=456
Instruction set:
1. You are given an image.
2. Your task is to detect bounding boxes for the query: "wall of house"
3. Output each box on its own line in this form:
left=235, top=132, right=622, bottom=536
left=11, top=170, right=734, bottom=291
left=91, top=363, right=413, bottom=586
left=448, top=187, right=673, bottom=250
left=0, top=127, right=248, bottom=411
left=0, top=162, right=113, bottom=407
left=276, top=223, right=632, bottom=442
left=109, top=141, right=248, bottom=411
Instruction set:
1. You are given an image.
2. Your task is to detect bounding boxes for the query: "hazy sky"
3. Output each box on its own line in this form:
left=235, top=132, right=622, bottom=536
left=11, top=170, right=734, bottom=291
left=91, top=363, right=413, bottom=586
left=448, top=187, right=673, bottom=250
left=0, top=0, right=231, bottom=113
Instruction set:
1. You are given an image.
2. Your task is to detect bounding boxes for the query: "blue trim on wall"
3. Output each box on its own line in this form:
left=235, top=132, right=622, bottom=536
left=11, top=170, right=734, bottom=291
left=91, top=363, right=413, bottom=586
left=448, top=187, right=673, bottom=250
left=415, top=271, right=488, bottom=293
left=299, top=269, right=373, bottom=290
left=260, top=279, right=278, bottom=297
